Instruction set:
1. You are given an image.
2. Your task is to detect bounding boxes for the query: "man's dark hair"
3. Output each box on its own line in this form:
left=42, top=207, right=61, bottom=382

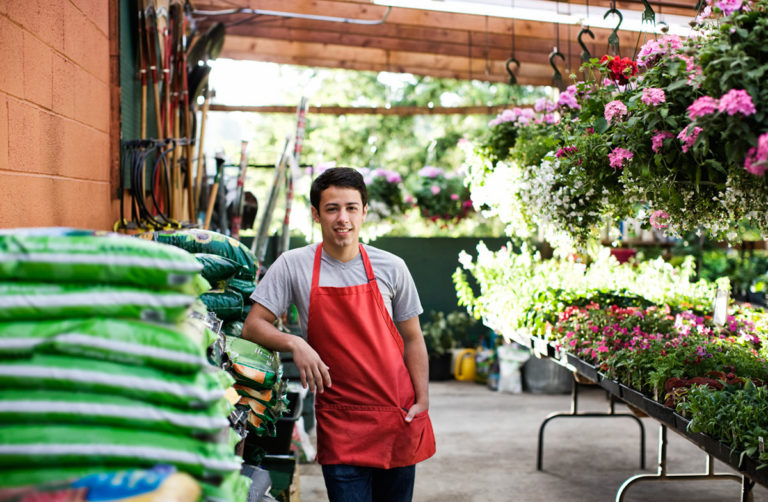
left=310, top=167, right=368, bottom=210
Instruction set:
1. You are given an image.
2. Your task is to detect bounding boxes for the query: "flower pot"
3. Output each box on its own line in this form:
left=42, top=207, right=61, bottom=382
left=609, top=247, right=637, bottom=264
left=428, top=352, right=453, bottom=381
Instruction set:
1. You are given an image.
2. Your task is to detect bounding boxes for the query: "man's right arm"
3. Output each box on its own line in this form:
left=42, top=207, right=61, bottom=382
left=242, top=302, right=332, bottom=393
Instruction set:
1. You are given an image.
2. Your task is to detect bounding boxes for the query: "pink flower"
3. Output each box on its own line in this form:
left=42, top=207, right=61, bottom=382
left=450, top=193, right=460, bottom=200
left=743, top=131, right=768, bottom=176
left=718, top=89, right=756, bottom=116
left=419, top=166, right=444, bottom=178
left=608, top=147, right=634, bottom=169
left=557, top=92, right=581, bottom=110
left=430, top=185, right=441, bottom=195
left=555, top=146, right=579, bottom=158
left=641, top=88, right=666, bottom=106
left=543, top=113, right=559, bottom=125
left=649, top=210, right=670, bottom=229
left=677, top=125, right=703, bottom=153
left=715, top=0, right=743, bottom=15
left=687, top=96, right=718, bottom=119
left=372, top=168, right=402, bottom=184
left=604, top=100, right=628, bottom=123
left=651, top=130, right=675, bottom=153
left=696, top=5, right=712, bottom=21
left=637, top=35, right=684, bottom=67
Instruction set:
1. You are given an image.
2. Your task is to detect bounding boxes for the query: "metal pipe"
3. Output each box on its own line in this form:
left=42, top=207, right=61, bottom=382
left=192, top=6, right=392, bottom=25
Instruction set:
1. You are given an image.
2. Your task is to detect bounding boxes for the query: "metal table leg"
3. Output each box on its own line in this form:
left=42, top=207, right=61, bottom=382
left=537, top=381, right=646, bottom=470
left=616, top=424, right=749, bottom=502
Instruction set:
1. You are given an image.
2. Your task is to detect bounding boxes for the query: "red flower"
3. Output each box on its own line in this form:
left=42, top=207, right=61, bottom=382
left=600, top=55, right=638, bottom=85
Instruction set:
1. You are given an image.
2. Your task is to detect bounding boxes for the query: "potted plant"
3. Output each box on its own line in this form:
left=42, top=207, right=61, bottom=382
left=422, top=310, right=477, bottom=380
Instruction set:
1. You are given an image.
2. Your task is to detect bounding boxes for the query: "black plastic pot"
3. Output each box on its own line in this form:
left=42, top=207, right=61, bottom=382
left=429, top=352, right=453, bottom=381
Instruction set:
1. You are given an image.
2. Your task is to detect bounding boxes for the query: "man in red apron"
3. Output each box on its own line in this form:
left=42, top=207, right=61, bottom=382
left=244, top=168, right=436, bottom=501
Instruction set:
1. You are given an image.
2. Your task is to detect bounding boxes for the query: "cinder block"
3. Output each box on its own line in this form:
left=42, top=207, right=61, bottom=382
left=38, top=1, right=65, bottom=52
left=7, top=98, right=42, bottom=174
left=0, top=93, right=7, bottom=172
left=23, top=31, right=53, bottom=110
left=0, top=172, right=113, bottom=230
left=73, top=68, right=109, bottom=132
left=62, top=119, right=110, bottom=182
left=64, top=1, right=109, bottom=82
left=52, top=54, right=76, bottom=118
left=7, top=0, right=41, bottom=34
left=0, top=16, right=24, bottom=97
left=37, top=109, right=65, bottom=177
left=71, top=0, right=108, bottom=36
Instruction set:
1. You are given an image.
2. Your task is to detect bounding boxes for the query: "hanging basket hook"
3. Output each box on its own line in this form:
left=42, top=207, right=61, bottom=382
left=506, top=57, right=520, bottom=86
left=604, top=7, right=623, bottom=54
left=549, top=48, right=565, bottom=88
left=577, top=27, right=595, bottom=63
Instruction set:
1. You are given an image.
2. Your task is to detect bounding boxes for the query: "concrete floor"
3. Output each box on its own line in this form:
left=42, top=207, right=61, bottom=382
left=297, top=381, right=768, bottom=502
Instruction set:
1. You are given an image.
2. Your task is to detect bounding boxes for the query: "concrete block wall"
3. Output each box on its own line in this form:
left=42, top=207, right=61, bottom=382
left=0, top=0, right=118, bottom=230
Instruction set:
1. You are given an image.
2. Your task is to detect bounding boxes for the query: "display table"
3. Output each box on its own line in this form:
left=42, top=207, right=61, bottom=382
left=507, top=329, right=766, bottom=501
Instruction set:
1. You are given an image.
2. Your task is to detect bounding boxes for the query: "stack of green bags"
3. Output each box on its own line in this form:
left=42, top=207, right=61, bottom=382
left=0, top=228, right=248, bottom=501
left=145, top=230, right=288, bottom=465
left=139, top=229, right=257, bottom=323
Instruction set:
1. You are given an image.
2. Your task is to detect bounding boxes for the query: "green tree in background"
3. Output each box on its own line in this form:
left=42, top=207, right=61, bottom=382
left=206, top=63, right=550, bottom=237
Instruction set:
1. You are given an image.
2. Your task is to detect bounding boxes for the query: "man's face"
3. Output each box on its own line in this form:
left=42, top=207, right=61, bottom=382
left=311, top=186, right=368, bottom=252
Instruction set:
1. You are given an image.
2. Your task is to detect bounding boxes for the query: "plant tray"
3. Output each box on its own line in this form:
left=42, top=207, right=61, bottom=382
left=597, top=373, right=620, bottom=396
left=565, top=353, right=600, bottom=383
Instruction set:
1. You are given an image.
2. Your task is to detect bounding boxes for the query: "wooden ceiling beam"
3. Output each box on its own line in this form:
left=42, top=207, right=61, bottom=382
left=218, top=20, right=656, bottom=62
left=193, top=0, right=695, bottom=35
left=222, top=35, right=560, bottom=85
left=209, top=104, right=513, bottom=115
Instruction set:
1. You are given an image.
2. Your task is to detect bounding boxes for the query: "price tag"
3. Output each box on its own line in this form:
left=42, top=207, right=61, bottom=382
left=760, top=436, right=765, bottom=455
left=713, top=288, right=729, bottom=326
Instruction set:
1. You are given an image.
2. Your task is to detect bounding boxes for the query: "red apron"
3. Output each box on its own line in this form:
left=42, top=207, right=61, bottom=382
left=307, top=244, right=436, bottom=469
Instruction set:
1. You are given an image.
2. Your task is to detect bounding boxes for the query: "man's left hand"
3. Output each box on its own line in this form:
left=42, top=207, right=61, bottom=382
left=404, top=401, right=429, bottom=423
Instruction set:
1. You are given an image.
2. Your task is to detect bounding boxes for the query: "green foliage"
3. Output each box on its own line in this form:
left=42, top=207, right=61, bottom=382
left=678, top=382, right=768, bottom=469
left=407, top=168, right=473, bottom=222
left=421, top=310, right=478, bottom=355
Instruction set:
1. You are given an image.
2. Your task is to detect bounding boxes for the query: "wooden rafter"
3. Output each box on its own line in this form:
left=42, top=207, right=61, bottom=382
left=209, top=104, right=513, bottom=115
left=193, top=0, right=699, bottom=86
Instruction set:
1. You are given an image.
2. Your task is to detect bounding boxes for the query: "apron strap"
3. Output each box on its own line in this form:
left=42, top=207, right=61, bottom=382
left=311, top=244, right=323, bottom=290
left=312, top=244, right=375, bottom=289
left=358, top=244, right=376, bottom=283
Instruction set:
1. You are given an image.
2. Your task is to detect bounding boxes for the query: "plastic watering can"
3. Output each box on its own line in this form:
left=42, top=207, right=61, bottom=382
left=454, top=348, right=477, bottom=381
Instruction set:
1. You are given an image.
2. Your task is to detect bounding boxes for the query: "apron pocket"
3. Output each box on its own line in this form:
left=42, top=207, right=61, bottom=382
left=316, top=404, right=429, bottom=469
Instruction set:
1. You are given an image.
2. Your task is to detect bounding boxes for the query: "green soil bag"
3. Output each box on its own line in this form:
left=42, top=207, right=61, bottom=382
left=228, top=277, right=257, bottom=302
left=141, top=229, right=256, bottom=281
left=0, top=389, right=231, bottom=436
left=233, top=380, right=285, bottom=409
left=0, top=282, right=196, bottom=323
left=0, top=424, right=242, bottom=479
left=0, top=354, right=233, bottom=409
left=195, top=253, right=244, bottom=285
left=200, top=470, right=252, bottom=502
left=0, top=318, right=209, bottom=373
left=221, top=320, right=243, bottom=338
left=200, top=289, right=243, bottom=322
left=0, top=228, right=203, bottom=290
left=225, top=336, right=281, bottom=390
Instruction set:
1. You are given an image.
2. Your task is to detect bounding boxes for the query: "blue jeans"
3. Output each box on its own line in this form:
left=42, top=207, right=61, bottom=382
left=321, top=464, right=416, bottom=502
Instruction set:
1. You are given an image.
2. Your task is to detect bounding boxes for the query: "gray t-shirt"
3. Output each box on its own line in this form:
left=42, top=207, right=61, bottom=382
left=251, top=243, right=423, bottom=337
